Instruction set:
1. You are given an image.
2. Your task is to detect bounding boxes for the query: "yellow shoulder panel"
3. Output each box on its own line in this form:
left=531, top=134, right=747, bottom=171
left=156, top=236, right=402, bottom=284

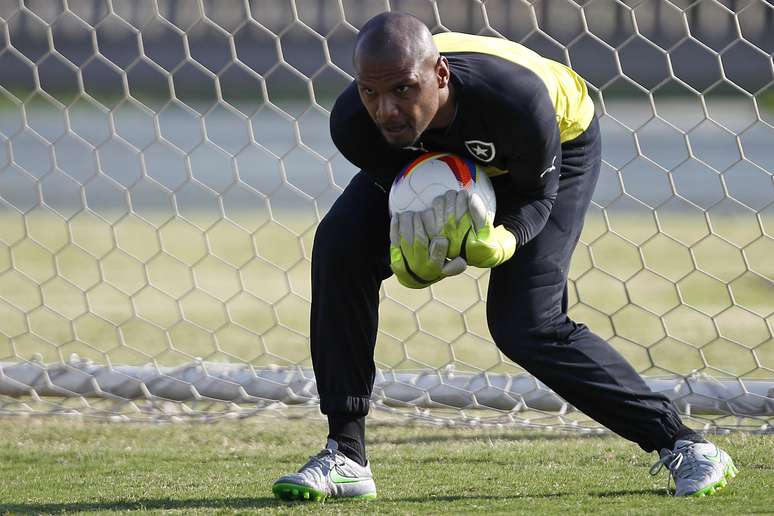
left=434, top=32, right=594, bottom=142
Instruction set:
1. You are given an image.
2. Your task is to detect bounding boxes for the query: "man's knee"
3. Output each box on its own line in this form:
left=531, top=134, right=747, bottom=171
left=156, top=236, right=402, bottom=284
left=489, top=323, right=554, bottom=361
left=486, top=302, right=570, bottom=362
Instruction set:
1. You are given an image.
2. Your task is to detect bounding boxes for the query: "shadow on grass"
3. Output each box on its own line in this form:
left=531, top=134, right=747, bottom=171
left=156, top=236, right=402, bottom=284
left=397, top=488, right=668, bottom=503
left=370, top=431, right=614, bottom=446
left=399, top=492, right=567, bottom=502
left=0, top=497, right=288, bottom=514
left=0, top=489, right=673, bottom=512
left=593, top=488, right=669, bottom=497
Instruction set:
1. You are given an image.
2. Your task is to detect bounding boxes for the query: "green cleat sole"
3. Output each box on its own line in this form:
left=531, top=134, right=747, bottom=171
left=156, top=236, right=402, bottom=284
left=353, top=492, right=378, bottom=500
left=272, top=482, right=377, bottom=502
left=273, top=483, right=326, bottom=502
left=688, top=462, right=738, bottom=497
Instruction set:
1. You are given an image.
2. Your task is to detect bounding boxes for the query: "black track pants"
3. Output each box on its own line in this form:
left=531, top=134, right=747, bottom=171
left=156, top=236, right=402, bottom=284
left=310, top=117, right=684, bottom=452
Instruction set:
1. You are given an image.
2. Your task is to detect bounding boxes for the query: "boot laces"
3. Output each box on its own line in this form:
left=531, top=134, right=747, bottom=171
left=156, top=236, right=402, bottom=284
left=649, top=443, right=705, bottom=491
left=297, top=448, right=345, bottom=484
left=649, top=450, right=683, bottom=474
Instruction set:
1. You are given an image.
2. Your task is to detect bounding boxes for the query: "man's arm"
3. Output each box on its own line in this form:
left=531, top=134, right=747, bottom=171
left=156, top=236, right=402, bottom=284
left=493, top=81, right=563, bottom=249
left=422, top=74, right=562, bottom=269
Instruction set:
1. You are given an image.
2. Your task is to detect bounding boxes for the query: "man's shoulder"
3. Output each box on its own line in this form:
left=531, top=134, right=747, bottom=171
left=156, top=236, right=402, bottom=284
left=434, top=32, right=524, bottom=52
left=436, top=34, right=547, bottom=94
left=436, top=31, right=560, bottom=109
left=447, top=52, right=547, bottom=121
left=434, top=32, right=545, bottom=70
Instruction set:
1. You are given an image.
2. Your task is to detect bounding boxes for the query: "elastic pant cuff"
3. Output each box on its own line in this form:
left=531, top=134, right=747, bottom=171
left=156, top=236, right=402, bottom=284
left=645, top=411, right=687, bottom=453
left=320, top=394, right=370, bottom=417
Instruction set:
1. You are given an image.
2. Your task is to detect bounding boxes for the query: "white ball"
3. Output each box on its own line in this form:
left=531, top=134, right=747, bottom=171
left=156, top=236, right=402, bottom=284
left=388, top=152, right=496, bottom=216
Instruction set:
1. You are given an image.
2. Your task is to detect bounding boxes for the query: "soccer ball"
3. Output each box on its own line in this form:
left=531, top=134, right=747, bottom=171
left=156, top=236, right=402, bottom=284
left=388, top=152, right=496, bottom=216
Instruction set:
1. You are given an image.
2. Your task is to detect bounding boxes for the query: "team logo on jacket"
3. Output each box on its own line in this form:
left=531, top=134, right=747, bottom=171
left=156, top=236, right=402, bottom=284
left=464, top=140, right=496, bottom=163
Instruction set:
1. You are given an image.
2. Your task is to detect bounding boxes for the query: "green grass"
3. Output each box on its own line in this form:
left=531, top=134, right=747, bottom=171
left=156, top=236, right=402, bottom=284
left=0, top=417, right=772, bottom=515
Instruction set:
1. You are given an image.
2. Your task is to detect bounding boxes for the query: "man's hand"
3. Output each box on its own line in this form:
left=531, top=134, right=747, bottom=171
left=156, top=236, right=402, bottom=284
left=432, top=190, right=517, bottom=269
left=462, top=192, right=517, bottom=268
left=389, top=211, right=467, bottom=289
left=429, top=190, right=472, bottom=259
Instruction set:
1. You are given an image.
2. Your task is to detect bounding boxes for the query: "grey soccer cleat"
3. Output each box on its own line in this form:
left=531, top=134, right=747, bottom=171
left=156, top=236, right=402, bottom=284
left=272, top=439, right=377, bottom=501
left=650, top=439, right=738, bottom=497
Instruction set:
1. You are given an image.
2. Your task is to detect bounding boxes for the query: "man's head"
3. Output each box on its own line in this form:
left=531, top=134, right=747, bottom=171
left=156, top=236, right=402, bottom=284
left=353, top=12, right=453, bottom=148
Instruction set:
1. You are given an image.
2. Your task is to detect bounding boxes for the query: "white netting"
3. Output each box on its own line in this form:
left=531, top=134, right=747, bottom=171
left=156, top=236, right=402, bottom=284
left=0, top=0, right=771, bottom=430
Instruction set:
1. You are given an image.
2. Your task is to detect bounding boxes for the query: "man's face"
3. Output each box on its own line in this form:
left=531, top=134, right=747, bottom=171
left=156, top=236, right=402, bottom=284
left=355, top=54, right=445, bottom=148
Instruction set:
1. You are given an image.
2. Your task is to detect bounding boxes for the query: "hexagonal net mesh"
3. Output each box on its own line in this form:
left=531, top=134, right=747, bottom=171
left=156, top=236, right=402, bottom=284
left=0, top=0, right=771, bottom=430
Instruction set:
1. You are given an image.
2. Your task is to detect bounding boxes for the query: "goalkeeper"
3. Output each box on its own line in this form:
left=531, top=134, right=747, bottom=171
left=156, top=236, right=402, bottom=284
left=273, top=12, right=736, bottom=501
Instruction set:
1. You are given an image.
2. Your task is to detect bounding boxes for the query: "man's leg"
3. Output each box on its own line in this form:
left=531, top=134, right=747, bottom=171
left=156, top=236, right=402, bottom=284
left=273, top=171, right=387, bottom=501
left=310, top=171, right=391, bottom=464
left=487, top=117, right=692, bottom=452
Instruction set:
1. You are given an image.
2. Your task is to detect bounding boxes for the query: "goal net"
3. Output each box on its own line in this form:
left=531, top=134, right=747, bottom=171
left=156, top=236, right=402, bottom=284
left=0, top=0, right=771, bottom=430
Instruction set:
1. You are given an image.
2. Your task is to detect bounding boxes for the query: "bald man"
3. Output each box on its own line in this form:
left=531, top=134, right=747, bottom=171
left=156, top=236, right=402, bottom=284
left=272, top=12, right=737, bottom=501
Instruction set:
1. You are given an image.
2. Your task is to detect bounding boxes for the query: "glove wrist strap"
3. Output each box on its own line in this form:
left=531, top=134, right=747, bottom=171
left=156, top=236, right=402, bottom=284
left=402, top=254, right=434, bottom=286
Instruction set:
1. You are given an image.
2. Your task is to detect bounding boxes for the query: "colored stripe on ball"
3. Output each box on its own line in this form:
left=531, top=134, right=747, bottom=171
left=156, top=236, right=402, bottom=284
left=394, top=152, right=477, bottom=188
left=438, top=154, right=476, bottom=187
left=394, top=152, right=445, bottom=186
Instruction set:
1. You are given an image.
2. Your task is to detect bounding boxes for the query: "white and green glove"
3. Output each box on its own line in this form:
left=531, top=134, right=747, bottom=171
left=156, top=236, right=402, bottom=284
left=431, top=190, right=518, bottom=269
left=389, top=210, right=467, bottom=289
left=430, top=190, right=471, bottom=259
left=463, top=191, right=517, bottom=268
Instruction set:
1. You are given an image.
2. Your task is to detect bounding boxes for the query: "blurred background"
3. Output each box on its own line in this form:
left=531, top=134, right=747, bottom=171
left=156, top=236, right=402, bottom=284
left=2, top=0, right=773, bottom=102
left=1, top=0, right=772, bottom=217
left=0, top=1, right=771, bottom=423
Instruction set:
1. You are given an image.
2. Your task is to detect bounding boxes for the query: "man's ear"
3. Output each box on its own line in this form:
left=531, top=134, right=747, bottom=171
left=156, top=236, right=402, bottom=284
left=436, top=56, right=450, bottom=88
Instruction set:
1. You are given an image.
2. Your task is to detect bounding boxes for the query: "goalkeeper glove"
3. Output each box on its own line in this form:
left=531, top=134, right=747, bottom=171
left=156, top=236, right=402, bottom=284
left=431, top=190, right=517, bottom=269
left=463, top=192, right=517, bottom=268
left=389, top=211, right=467, bottom=289
left=430, top=190, right=471, bottom=259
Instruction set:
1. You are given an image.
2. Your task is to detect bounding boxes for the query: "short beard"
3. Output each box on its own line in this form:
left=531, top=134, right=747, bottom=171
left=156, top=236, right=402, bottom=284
left=384, top=133, right=419, bottom=150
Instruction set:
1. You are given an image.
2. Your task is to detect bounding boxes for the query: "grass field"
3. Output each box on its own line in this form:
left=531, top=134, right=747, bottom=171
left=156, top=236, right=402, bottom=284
left=0, top=417, right=772, bottom=515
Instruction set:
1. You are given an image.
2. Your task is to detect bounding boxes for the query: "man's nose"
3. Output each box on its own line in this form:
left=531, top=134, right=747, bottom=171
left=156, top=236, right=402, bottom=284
left=376, top=96, right=399, bottom=121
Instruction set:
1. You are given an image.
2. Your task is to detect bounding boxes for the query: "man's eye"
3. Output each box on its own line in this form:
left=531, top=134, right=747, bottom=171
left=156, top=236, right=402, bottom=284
left=396, top=85, right=409, bottom=95
left=362, top=88, right=375, bottom=96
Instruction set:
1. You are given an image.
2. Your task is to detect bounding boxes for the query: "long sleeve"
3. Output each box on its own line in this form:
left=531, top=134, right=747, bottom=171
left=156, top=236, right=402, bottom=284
left=492, top=79, right=562, bottom=247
